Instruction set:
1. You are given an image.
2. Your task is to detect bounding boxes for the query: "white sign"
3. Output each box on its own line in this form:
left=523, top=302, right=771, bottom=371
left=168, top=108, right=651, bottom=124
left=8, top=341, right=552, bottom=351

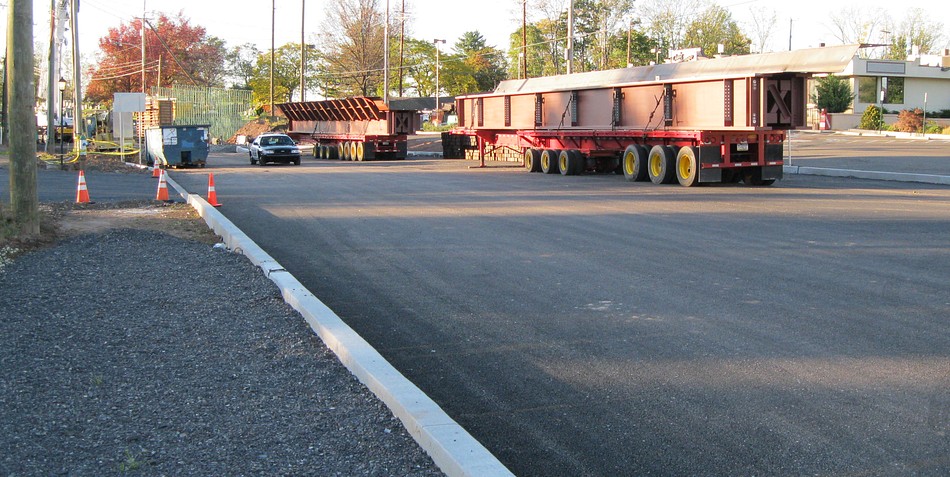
left=113, top=92, right=147, bottom=112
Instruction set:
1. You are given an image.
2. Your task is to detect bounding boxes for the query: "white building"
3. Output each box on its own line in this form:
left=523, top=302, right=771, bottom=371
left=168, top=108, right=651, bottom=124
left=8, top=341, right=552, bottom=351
left=823, top=50, right=950, bottom=129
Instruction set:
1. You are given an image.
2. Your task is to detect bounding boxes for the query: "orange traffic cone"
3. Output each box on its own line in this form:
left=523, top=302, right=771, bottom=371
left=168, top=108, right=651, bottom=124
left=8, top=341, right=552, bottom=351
left=76, top=170, right=92, bottom=204
left=152, top=165, right=162, bottom=178
left=155, top=169, right=170, bottom=201
left=207, top=173, right=222, bottom=207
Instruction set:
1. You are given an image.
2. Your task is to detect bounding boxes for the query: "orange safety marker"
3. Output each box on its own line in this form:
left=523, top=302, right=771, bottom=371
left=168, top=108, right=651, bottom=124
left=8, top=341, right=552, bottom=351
left=75, top=170, right=92, bottom=204
left=155, top=169, right=170, bottom=201
left=207, top=173, right=222, bottom=207
left=152, top=165, right=162, bottom=178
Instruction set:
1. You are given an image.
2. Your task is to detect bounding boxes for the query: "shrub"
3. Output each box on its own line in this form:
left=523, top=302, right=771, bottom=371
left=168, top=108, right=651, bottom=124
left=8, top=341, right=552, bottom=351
left=893, top=108, right=924, bottom=132
left=924, top=121, right=943, bottom=134
left=811, top=75, right=854, bottom=113
left=943, top=126, right=950, bottom=135
left=859, top=105, right=884, bottom=130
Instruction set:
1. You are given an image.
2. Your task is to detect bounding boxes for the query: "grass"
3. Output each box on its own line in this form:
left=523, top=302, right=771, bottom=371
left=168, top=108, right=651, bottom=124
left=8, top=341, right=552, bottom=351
left=117, top=448, right=148, bottom=472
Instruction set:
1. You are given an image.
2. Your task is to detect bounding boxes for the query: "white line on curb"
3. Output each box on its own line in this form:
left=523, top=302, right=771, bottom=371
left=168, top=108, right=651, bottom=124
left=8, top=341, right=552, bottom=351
left=163, top=174, right=514, bottom=477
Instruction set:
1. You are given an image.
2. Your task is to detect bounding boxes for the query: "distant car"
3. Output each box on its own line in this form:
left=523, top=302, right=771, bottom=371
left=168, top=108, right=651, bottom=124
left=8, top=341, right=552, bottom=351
left=249, top=133, right=301, bottom=166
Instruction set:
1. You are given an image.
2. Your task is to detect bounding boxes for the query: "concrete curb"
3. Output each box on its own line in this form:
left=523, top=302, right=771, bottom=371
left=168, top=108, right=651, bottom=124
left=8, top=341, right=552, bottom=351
left=162, top=174, right=513, bottom=477
left=784, top=165, right=950, bottom=186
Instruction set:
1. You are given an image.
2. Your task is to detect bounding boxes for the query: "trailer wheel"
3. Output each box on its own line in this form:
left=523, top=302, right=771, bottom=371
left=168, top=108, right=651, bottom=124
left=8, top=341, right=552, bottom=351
left=622, top=145, right=648, bottom=182
left=336, top=143, right=345, bottom=160
left=524, top=148, right=542, bottom=172
left=355, top=142, right=365, bottom=161
left=676, top=146, right=700, bottom=187
left=647, top=145, right=675, bottom=184
left=541, top=149, right=561, bottom=174
left=558, top=150, right=574, bottom=176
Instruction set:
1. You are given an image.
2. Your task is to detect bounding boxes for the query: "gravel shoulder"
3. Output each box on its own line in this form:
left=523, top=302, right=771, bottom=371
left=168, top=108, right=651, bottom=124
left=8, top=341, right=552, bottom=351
left=0, top=203, right=442, bottom=475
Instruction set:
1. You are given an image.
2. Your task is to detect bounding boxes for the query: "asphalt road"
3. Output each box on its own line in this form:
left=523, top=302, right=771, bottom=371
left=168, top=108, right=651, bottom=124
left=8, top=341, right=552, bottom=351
left=163, top=143, right=950, bottom=476
left=9, top=135, right=950, bottom=476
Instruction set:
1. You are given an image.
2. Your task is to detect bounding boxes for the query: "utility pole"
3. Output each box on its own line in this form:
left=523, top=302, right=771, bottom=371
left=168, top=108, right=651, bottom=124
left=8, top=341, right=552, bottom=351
left=398, top=0, right=405, bottom=97
left=300, top=0, right=305, bottom=101
left=70, top=0, right=81, bottom=153
left=566, top=0, right=574, bottom=74
left=141, top=0, right=146, bottom=94
left=46, top=0, right=56, bottom=153
left=383, top=0, right=389, bottom=105
left=433, top=39, right=445, bottom=123
left=270, top=0, right=275, bottom=119
left=522, top=0, right=527, bottom=79
left=8, top=0, right=40, bottom=235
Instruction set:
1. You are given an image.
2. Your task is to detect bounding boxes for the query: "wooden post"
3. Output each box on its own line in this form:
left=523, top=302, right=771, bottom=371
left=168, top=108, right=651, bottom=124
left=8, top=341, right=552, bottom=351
left=7, top=0, right=40, bottom=235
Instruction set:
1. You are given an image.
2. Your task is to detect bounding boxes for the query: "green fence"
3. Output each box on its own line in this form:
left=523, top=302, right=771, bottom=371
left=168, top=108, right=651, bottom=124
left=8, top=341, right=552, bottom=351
left=151, top=85, right=253, bottom=142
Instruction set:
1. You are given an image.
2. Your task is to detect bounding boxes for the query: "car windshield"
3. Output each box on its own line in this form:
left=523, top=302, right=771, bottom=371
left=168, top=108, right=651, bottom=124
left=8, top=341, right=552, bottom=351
left=263, top=136, right=294, bottom=146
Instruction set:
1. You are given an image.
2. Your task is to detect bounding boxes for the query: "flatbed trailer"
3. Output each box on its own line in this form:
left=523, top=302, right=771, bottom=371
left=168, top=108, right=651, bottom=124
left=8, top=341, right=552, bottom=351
left=445, top=44, right=859, bottom=186
left=278, top=97, right=419, bottom=161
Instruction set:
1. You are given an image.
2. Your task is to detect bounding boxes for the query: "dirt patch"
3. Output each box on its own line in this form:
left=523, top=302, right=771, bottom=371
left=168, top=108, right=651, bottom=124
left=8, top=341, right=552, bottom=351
left=1, top=200, right=220, bottom=268
left=58, top=202, right=219, bottom=245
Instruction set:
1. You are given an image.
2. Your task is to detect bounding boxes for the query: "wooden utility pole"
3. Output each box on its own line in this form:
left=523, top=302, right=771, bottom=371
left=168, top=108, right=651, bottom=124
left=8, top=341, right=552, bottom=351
left=398, top=0, right=405, bottom=97
left=270, top=0, right=275, bottom=118
left=7, top=0, right=40, bottom=235
left=300, top=0, right=305, bottom=101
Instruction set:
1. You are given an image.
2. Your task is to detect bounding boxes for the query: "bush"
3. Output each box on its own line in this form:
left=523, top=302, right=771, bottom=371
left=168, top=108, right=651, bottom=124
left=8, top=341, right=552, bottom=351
left=893, top=108, right=924, bottom=132
left=943, top=126, right=950, bottom=135
left=924, top=121, right=943, bottom=134
left=811, top=75, right=854, bottom=113
left=859, top=105, right=884, bottom=130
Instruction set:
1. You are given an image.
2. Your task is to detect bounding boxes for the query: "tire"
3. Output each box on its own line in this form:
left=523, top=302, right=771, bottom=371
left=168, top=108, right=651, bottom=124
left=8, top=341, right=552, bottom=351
left=558, top=149, right=583, bottom=176
left=258, top=155, right=266, bottom=166
left=294, top=157, right=301, bottom=165
left=647, top=145, right=675, bottom=184
left=524, top=148, right=542, bottom=172
left=675, top=146, right=700, bottom=187
left=540, top=149, right=561, bottom=174
left=355, top=142, right=365, bottom=161
left=569, top=150, right=585, bottom=175
left=622, top=145, right=648, bottom=182
left=250, top=157, right=257, bottom=165
left=338, top=143, right=347, bottom=160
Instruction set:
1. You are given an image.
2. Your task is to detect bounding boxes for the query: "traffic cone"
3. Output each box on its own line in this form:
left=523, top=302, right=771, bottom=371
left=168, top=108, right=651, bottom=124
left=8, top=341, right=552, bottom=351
left=207, top=173, right=222, bottom=207
left=76, top=170, right=92, bottom=204
left=152, top=165, right=162, bottom=178
left=155, top=169, right=170, bottom=201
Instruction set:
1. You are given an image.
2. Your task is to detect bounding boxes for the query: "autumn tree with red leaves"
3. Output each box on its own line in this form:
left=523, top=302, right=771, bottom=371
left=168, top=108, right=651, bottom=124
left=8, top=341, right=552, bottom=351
left=85, top=12, right=226, bottom=105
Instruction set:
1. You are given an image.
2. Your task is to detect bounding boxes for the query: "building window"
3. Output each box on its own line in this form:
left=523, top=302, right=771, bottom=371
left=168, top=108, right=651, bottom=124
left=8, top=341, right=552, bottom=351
left=858, top=77, right=877, bottom=104
left=883, top=77, right=904, bottom=104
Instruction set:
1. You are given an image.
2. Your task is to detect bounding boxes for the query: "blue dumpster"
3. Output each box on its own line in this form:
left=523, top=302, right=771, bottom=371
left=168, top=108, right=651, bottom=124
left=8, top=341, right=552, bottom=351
left=145, top=125, right=210, bottom=168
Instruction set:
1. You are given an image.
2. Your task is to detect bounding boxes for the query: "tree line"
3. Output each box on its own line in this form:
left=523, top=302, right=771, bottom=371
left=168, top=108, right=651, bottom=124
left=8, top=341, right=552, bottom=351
left=81, top=0, right=948, bottom=108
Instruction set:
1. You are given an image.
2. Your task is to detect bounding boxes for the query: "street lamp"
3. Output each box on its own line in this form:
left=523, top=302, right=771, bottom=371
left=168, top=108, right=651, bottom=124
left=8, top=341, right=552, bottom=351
left=433, top=39, right=445, bottom=124
left=58, top=77, right=67, bottom=169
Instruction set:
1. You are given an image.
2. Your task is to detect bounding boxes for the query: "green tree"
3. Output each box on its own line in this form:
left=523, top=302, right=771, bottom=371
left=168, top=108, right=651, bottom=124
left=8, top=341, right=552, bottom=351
left=452, top=31, right=507, bottom=92
left=248, top=43, right=320, bottom=107
left=683, top=4, right=750, bottom=58
left=225, top=43, right=261, bottom=90
left=811, top=75, right=854, bottom=114
left=883, top=8, right=947, bottom=59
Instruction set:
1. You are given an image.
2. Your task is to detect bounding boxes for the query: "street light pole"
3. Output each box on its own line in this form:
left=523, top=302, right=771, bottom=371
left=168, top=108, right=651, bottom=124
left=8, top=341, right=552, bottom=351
left=433, top=39, right=445, bottom=124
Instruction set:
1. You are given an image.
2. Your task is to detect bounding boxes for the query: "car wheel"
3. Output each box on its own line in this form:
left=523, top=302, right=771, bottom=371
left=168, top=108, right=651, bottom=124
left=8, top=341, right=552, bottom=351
left=294, top=157, right=301, bottom=165
left=258, top=156, right=266, bottom=166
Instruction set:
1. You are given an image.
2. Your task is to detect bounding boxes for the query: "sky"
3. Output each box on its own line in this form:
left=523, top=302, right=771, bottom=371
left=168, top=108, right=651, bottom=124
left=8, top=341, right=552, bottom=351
left=3, top=0, right=950, bottom=67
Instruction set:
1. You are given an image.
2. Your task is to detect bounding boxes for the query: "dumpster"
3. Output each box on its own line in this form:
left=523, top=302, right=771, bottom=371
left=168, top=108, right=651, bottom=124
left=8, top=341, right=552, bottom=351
left=145, top=125, right=210, bottom=168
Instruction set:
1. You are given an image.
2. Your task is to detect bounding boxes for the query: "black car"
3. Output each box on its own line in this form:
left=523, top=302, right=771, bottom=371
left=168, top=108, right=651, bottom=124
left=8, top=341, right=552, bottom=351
left=249, top=133, right=302, bottom=166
